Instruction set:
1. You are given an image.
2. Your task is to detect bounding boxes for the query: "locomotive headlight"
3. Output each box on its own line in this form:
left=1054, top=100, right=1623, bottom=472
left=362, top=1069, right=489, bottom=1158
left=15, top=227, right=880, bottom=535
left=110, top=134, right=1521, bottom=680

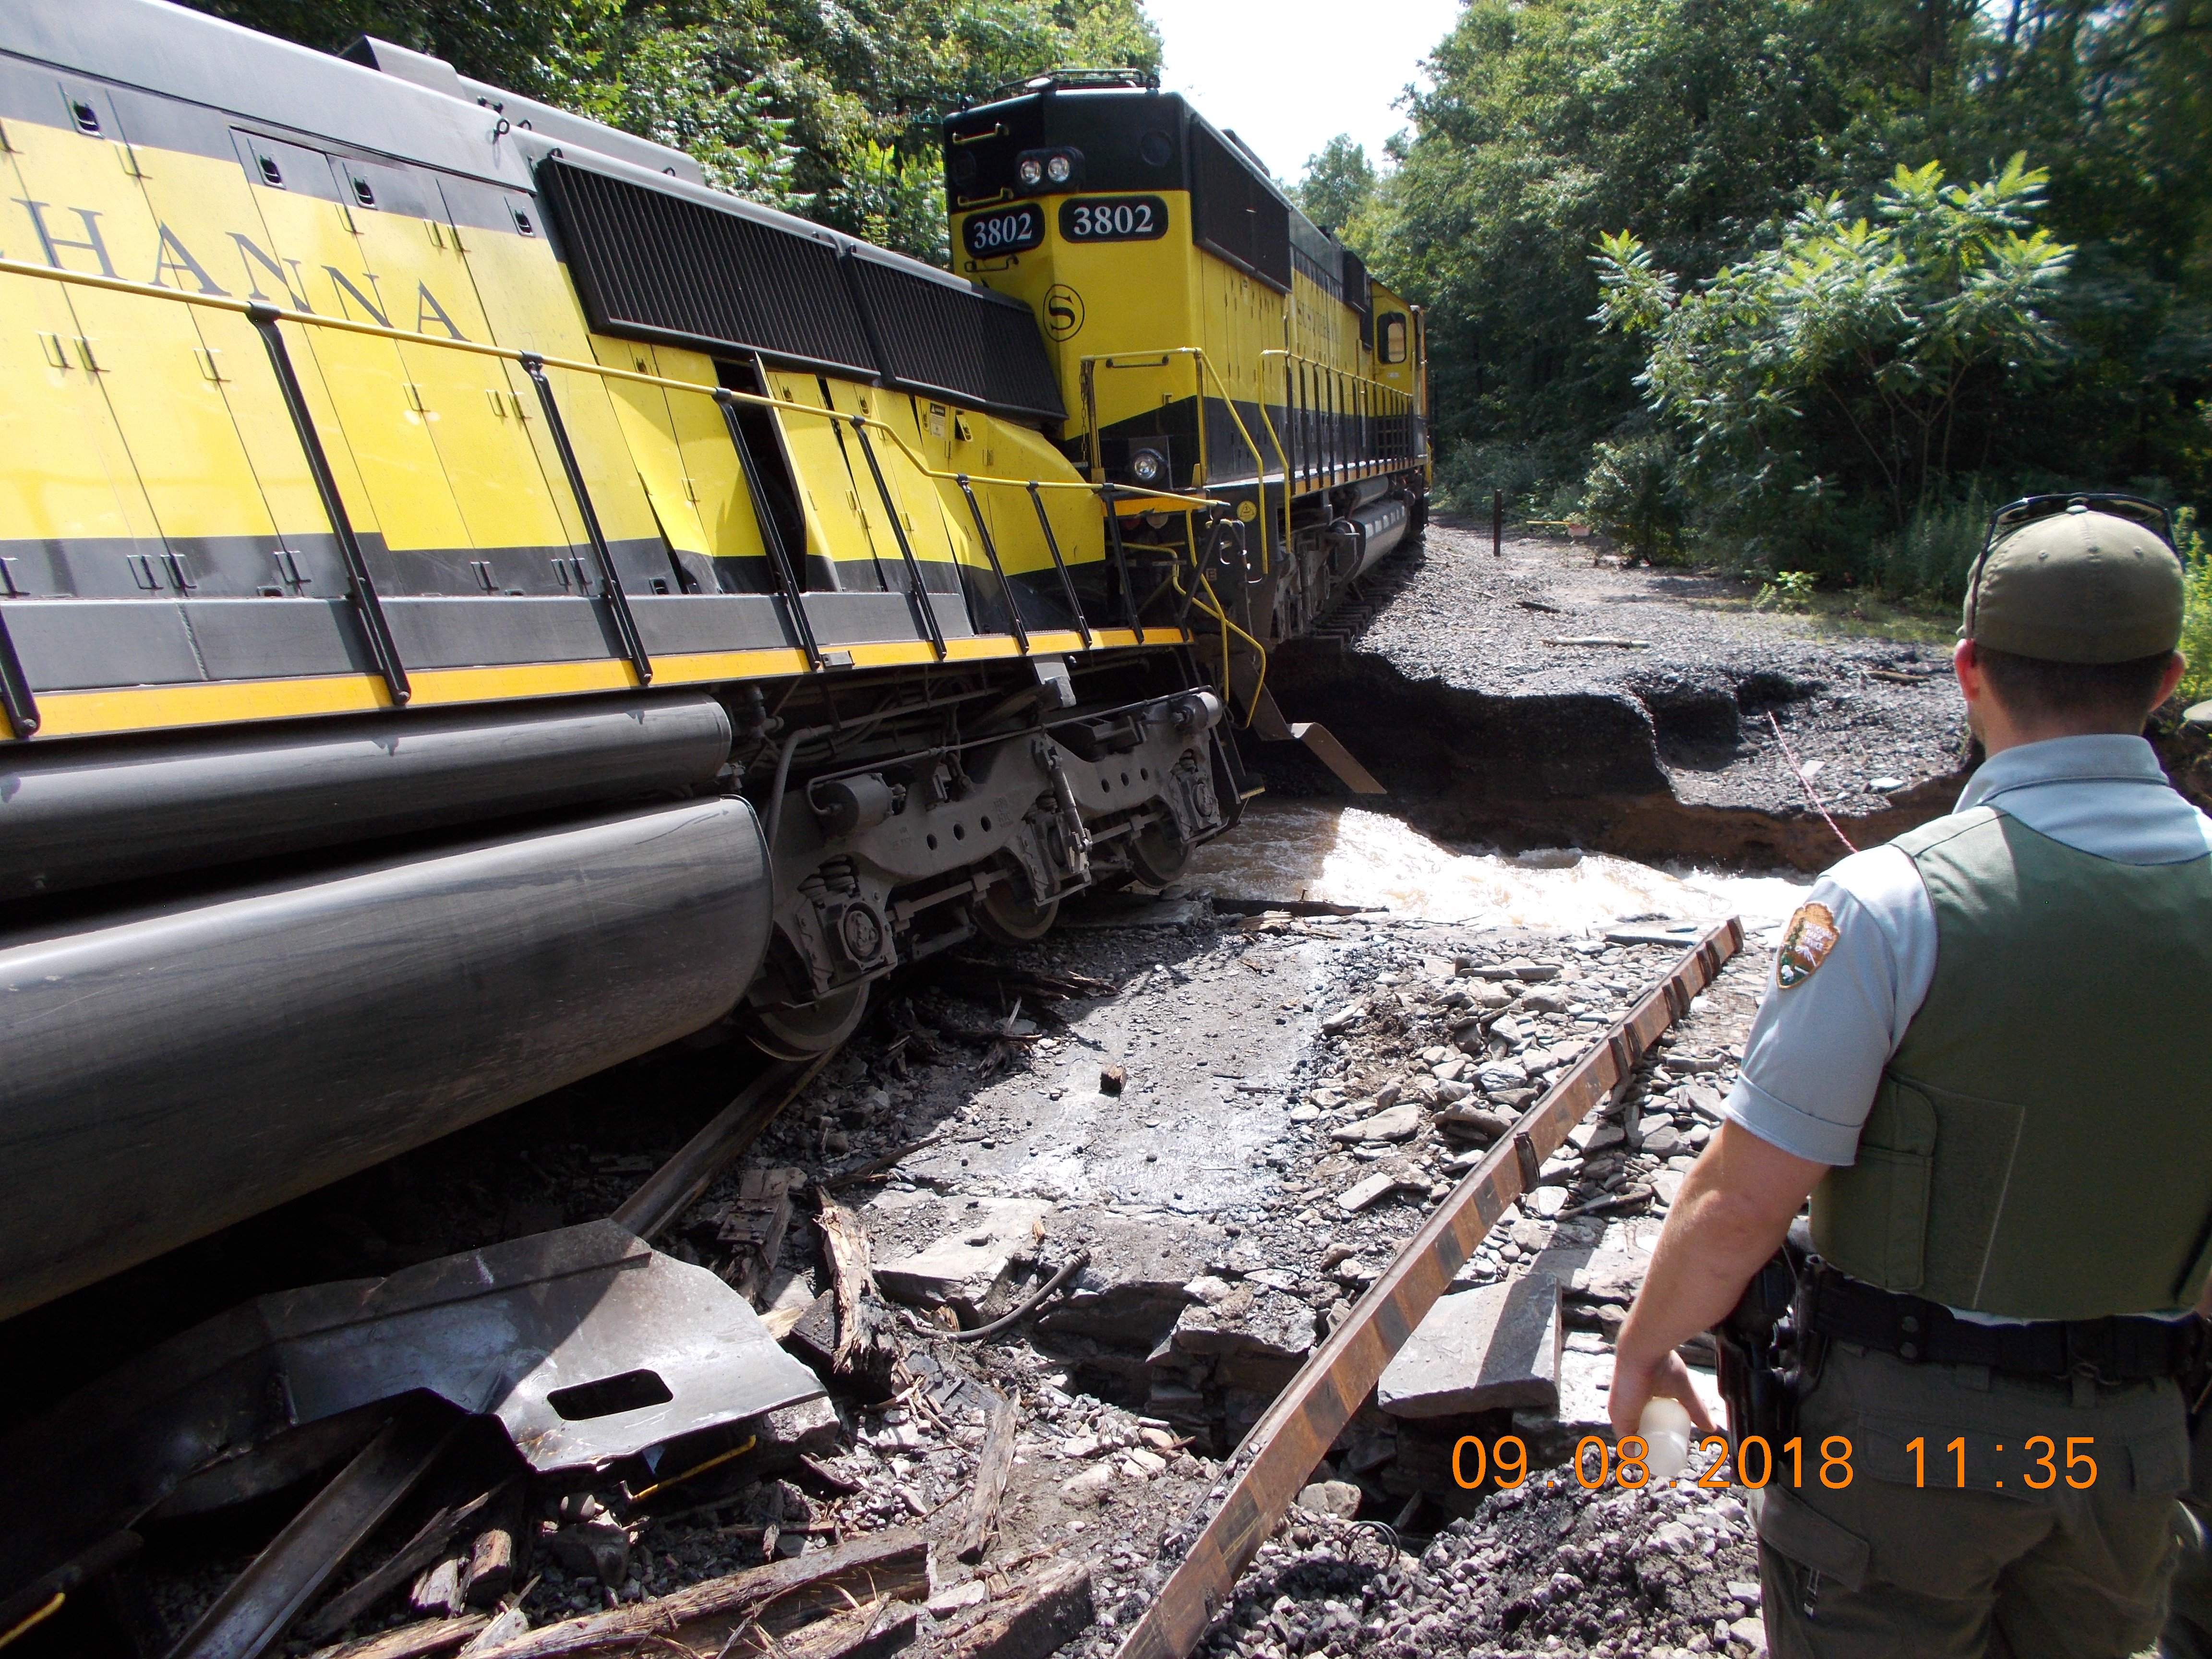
left=1018, top=157, right=1044, bottom=187
left=1130, top=448, right=1165, bottom=485
left=1046, top=153, right=1073, bottom=184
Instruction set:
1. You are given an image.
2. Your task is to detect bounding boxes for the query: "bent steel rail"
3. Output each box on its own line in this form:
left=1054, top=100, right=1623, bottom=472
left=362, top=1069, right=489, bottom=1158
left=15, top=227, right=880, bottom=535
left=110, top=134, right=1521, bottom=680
left=1112, top=918, right=1746, bottom=1659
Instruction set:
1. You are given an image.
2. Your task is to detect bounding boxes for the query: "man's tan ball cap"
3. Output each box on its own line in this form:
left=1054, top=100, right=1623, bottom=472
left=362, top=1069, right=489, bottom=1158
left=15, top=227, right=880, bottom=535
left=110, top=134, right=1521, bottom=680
left=1964, top=506, right=2184, bottom=662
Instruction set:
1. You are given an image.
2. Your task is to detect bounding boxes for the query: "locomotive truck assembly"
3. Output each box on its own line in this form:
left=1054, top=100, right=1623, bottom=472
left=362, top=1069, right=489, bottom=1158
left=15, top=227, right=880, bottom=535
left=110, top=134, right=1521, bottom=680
left=0, top=0, right=1428, bottom=1322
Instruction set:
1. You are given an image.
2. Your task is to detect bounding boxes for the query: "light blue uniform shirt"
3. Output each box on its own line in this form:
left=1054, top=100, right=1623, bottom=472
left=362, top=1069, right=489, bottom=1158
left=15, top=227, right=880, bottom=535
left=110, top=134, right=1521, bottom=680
left=1726, top=734, right=2212, bottom=1166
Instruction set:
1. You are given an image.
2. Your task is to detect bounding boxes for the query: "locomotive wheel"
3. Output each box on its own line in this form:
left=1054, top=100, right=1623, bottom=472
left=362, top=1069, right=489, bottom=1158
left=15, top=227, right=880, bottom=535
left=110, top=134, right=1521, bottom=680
left=975, top=882, right=1060, bottom=944
left=1128, top=822, right=1191, bottom=888
left=740, top=980, right=870, bottom=1060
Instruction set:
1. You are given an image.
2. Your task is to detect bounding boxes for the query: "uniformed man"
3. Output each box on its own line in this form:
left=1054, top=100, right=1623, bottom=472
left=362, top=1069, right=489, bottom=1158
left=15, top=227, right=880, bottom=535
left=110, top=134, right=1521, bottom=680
left=1607, top=495, right=2211, bottom=1657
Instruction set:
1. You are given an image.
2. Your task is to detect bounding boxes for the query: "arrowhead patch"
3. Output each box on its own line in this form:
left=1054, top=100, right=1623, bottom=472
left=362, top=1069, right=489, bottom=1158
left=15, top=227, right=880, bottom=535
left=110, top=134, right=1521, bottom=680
left=1776, top=902, right=1839, bottom=989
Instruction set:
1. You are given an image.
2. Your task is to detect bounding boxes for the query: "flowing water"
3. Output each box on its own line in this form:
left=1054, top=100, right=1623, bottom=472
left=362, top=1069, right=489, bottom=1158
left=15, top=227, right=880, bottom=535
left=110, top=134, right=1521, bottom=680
left=1184, top=800, right=1809, bottom=940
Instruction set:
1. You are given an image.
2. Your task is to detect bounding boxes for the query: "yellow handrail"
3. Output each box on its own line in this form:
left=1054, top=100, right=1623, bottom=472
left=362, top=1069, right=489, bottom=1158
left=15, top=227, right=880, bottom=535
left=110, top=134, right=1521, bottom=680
left=0, top=255, right=1216, bottom=515
left=1077, top=345, right=1291, bottom=574
left=1259, top=348, right=1414, bottom=415
left=1186, top=350, right=1293, bottom=578
left=1260, top=347, right=1416, bottom=489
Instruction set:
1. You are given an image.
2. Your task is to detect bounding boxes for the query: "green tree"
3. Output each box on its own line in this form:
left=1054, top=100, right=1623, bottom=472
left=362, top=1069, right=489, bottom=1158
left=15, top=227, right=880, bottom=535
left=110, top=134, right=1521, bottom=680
left=1366, top=0, right=1904, bottom=472
left=182, top=0, right=1164, bottom=264
left=1295, top=135, right=1376, bottom=235
left=582, top=12, right=803, bottom=204
left=1592, top=156, right=2075, bottom=570
left=2180, top=508, right=2212, bottom=706
left=185, top=0, right=618, bottom=101
left=1361, top=0, right=2209, bottom=551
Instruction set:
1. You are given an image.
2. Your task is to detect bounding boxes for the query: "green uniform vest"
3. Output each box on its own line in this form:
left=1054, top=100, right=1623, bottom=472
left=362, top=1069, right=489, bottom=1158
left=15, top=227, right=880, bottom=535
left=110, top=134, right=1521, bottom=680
left=1811, top=805, right=2212, bottom=1320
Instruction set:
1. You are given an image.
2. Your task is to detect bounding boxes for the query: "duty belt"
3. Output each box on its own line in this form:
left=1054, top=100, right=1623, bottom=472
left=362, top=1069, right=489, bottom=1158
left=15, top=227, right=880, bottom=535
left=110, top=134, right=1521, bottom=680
left=1805, top=1262, right=2206, bottom=1384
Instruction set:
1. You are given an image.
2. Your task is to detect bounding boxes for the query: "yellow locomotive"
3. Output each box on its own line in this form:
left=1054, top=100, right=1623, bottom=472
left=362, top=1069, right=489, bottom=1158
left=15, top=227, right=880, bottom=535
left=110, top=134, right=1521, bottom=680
left=947, top=69, right=1429, bottom=660
left=0, top=3, right=1427, bottom=1319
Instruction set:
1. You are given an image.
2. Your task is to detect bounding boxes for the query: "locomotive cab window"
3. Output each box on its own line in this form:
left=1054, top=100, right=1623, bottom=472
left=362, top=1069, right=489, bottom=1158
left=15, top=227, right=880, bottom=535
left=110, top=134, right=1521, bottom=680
left=1379, top=313, right=1409, bottom=364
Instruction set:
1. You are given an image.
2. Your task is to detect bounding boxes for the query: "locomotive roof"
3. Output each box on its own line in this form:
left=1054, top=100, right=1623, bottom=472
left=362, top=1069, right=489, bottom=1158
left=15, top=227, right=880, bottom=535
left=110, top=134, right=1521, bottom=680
left=945, top=81, right=1299, bottom=214
left=0, top=0, right=971, bottom=298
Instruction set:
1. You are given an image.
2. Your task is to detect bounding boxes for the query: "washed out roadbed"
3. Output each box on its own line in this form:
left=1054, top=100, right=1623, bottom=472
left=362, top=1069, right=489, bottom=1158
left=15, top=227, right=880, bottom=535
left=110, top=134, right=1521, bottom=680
left=7, top=520, right=1834, bottom=1659
left=51, top=890, right=1774, bottom=1659
left=1266, top=522, right=1980, bottom=868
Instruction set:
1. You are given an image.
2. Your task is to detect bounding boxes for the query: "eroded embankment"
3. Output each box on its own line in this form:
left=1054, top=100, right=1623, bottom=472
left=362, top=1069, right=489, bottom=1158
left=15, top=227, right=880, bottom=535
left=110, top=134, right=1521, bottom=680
left=1261, top=641, right=1972, bottom=871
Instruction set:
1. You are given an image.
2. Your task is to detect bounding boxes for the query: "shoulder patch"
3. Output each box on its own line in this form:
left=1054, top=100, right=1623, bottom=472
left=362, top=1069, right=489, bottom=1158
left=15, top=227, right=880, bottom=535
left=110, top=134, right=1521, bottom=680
left=1776, top=902, right=1839, bottom=989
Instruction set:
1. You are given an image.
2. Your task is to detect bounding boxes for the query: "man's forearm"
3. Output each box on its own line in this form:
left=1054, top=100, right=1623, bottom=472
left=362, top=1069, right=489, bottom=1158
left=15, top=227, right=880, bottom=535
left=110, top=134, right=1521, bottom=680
left=1608, top=1119, right=1828, bottom=1437
left=1615, top=1166, right=1797, bottom=1371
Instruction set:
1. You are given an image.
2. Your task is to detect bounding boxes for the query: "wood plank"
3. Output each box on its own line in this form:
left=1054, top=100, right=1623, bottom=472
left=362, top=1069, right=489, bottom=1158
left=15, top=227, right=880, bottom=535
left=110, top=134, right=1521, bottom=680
left=721, top=1598, right=919, bottom=1659
left=942, top=1563, right=1093, bottom=1659
left=955, top=1389, right=1019, bottom=1564
left=301, top=1491, right=496, bottom=1641
left=815, top=1199, right=873, bottom=1375
left=305, top=1613, right=490, bottom=1659
left=459, top=1528, right=928, bottom=1659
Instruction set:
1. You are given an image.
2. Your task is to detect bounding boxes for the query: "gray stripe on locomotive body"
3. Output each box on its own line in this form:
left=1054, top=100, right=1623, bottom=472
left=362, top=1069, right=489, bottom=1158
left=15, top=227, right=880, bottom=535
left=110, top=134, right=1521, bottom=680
left=1, top=585, right=1005, bottom=694
left=0, top=532, right=701, bottom=608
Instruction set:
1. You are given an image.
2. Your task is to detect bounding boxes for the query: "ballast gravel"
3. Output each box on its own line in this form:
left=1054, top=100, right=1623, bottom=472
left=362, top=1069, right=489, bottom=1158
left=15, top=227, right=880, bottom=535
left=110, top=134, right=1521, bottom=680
left=1186, top=1477, right=1768, bottom=1659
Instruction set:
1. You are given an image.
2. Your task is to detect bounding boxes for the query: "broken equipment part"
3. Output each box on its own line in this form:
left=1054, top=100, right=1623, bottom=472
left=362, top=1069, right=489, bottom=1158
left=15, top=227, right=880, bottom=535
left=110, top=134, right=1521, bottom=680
left=1290, top=722, right=1385, bottom=795
left=1243, top=686, right=1385, bottom=795
left=0, top=1221, right=824, bottom=1597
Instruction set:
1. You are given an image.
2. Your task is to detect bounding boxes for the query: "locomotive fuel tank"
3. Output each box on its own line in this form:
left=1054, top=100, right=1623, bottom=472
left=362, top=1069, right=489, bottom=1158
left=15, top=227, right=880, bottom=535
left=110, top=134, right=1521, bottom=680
left=0, top=796, right=773, bottom=1319
left=1, top=694, right=733, bottom=900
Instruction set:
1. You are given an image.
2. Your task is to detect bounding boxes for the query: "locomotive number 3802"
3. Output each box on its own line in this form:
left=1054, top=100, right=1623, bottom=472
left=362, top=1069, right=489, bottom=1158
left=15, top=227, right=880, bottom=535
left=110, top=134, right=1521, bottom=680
left=962, top=203, right=1045, bottom=255
left=1058, top=195, right=1168, bottom=242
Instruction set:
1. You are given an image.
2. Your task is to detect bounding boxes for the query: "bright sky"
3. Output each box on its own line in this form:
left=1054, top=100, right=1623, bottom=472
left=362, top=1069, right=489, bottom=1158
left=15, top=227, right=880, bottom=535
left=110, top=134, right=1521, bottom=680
left=1145, top=0, right=1467, bottom=185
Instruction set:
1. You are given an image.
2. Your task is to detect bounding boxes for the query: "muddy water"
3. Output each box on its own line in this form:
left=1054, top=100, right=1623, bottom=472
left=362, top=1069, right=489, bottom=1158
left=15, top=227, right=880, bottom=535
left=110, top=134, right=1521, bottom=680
left=1186, top=800, right=1809, bottom=939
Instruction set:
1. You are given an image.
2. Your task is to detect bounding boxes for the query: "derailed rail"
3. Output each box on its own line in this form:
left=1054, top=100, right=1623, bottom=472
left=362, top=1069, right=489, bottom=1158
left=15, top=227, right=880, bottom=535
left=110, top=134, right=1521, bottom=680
left=1114, top=918, right=1746, bottom=1659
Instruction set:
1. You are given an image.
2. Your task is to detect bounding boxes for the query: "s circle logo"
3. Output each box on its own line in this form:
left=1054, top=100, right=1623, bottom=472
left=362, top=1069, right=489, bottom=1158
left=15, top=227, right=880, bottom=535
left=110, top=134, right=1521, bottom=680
left=1044, top=284, right=1085, bottom=341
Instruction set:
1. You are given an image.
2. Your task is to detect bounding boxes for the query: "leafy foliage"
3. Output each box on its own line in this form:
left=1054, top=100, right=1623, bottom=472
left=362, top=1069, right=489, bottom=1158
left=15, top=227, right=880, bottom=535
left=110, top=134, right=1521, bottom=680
left=1359, top=0, right=2212, bottom=580
left=1295, top=136, right=1377, bottom=236
left=1579, top=432, right=1684, bottom=561
left=1591, top=158, right=2074, bottom=572
left=1754, top=570, right=1818, bottom=612
left=184, top=0, right=1162, bottom=262
left=1866, top=488, right=1992, bottom=602
left=2180, top=508, right=2212, bottom=707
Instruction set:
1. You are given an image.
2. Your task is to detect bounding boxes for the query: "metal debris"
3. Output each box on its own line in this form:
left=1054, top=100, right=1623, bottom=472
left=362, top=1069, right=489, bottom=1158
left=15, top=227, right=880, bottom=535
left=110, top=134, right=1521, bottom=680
left=0, top=1223, right=824, bottom=1596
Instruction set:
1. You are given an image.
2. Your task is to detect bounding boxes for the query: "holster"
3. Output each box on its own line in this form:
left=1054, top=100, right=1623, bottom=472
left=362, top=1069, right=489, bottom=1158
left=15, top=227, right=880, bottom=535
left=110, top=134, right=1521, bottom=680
left=1712, top=1219, right=1825, bottom=1448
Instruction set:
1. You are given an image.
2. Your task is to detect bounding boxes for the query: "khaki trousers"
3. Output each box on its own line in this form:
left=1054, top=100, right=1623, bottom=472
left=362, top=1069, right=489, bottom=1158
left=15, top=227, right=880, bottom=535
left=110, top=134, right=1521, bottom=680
left=1751, top=1342, right=2188, bottom=1658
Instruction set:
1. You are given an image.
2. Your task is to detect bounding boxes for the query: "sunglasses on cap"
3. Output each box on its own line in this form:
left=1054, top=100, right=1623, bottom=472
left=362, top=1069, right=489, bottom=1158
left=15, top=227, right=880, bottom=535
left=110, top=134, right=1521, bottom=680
left=1964, top=492, right=2181, bottom=638
left=1981, top=492, right=2176, bottom=555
